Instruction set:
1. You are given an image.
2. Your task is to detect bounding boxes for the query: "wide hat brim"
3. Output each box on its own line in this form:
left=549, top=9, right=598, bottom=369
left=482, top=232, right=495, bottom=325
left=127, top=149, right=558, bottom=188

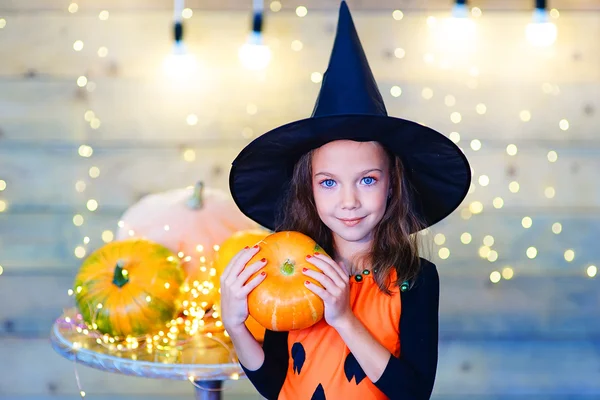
left=229, top=113, right=471, bottom=233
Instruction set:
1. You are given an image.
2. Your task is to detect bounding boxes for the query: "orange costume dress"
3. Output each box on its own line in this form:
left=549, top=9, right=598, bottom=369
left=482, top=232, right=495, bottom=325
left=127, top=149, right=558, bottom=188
left=241, top=259, right=439, bottom=400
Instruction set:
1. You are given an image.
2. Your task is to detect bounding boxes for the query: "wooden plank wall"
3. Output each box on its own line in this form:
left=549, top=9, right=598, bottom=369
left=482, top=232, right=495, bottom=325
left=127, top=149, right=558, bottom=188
left=0, top=6, right=599, bottom=399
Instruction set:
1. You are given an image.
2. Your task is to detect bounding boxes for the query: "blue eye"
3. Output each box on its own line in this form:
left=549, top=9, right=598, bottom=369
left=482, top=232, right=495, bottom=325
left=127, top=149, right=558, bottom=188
left=361, top=176, right=377, bottom=185
left=320, top=179, right=336, bottom=188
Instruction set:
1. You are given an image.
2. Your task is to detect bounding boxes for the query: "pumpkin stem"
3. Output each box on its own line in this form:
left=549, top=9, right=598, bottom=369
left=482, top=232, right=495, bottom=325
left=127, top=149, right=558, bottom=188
left=186, top=181, right=204, bottom=209
left=112, top=260, right=130, bottom=288
left=281, top=259, right=295, bottom=276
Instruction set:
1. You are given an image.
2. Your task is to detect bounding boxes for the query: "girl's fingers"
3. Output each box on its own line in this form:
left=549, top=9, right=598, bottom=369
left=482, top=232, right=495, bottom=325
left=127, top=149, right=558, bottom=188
left=305, top=255, right=347, bottom=287
left=235, top=258, right=267, bottom=289
left=304, top=280, right=332, bottom=303
left=222, top=245, right=260, bottom=284
left=302, top=268, right=339, bottom=294
left=239, top=271, right=267, bottom=297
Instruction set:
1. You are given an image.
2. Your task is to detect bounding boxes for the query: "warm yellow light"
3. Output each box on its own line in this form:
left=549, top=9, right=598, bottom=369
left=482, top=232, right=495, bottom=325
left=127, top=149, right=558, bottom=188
left=270, top=1, right=282, bottom=12
left=506, top=144, right=518, bottom=156
left=0, top=180, right=5, bottom=191
left=469, top=201, right=483, bottom=214
left=102, top=230, right=114, bottom=243
left=98, top=47, right=109, bottom=57
left=99, top=10, right=110, bottom=20
left=296, top=6, right=308, bottom=17
left=77, top=76, right=88, bottom=87
left=182, top=8, right=193, bottom=19
left=478, top=175, right=489, bottom=186
left=423, top=53, right=435, bottom=64
left=478, top=246, right=490, bottom=258
left=587, top=265, right=597, bottom=278
left=186, top=114, right=198, bottom=125
left=564, top=249, right=575, bottom=262
left=0, top=200, right=6, bottom=213
left=460, top=208, right=472, bottom=220
left=509, top=181, right=520, bottom=193
left=0, top=19, right=5, bottom=29
left=559, top=119, right=569, bottom=131
left=393, top=10, right=404, bottom=20
left=75, top=246, right=86, bottom=258
left=434, top=234, right=446, bottom=245
left=519, top=110, right=531, bottom=122
left=526, top=247, right=537, bottom=259
left=470, top=139, right=481, bottom=151
left=446, top=132, right=459, bottom=144
left=390, top=86, right=402, bottom=97
left=502, top=267, right=514, bottom=280
left=490, top=271, right=501, bottom=283
left=421, top=88, right=433, bottom=100
left=183, top=149, right=196, bottom=162
left=521, top=217, right=532, bottom=228
left=73, top=40, right=84, bottom=51
left=460, top=232, right=472, bottom=244
left=445, top=95, right=456, bottom=107
left=90, top=118, right=101, bottom=129
left=483, top=235, right=494, bottom=247
left=68, top=3, right=78, bottom=13
left=493, top=197, right=504, bottom=209
left=476, top=104, right=487, bottom=115
left=291, top=40, right=303, bottom=51
left=78, top=145, right=93, bottom=157
left=544, top=187, right=556, bottom=198
left=87, top=199, right=98, bottom=211
left=146, top=296, right=152, bottom=303
left=75, top=181, right=86, bottom=192
left=552, top=222, right=562, bottom=234
left=89, top=166, right=100, bottom=178
left=394, top=48, right=405, bottom=58
left=0, top=265, right=3, bottom=276
left=73, top=214, right=84, bottom=226
left=247, top=103, right=258, bottom=115
left=450, top=112, right=461, bottom=123
left=487, top=250, right=498, bottom=262
left=311, top=72, right=323, bottom=83
left=438, top=248, right=450, bottom=259
left=547, top=150, right=558, bottom=162
left=426, top=16, right=437, bottom=27
left=471, top=7, right=482, bottom=17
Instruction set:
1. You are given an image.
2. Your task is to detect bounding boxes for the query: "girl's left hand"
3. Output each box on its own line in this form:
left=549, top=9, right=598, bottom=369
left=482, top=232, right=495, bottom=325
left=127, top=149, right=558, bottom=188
left=302, top=252, right=352, bottom=329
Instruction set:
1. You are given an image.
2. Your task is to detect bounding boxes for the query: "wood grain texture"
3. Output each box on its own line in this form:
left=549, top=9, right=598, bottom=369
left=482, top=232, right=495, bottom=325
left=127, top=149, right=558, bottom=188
left=1, top=337, right=599, bottom=396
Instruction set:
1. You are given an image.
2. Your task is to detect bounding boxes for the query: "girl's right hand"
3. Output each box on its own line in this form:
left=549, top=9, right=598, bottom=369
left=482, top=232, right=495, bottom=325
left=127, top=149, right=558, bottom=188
left=219, top=245, right=268, bottom=332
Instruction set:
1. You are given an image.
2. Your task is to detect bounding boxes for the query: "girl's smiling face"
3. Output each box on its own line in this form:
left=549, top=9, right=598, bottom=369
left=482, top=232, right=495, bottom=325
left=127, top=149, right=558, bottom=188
left=311, top=140, right=391, bottom=245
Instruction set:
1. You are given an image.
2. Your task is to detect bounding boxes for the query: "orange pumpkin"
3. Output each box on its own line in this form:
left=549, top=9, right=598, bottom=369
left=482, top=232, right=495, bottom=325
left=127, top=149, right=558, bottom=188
left=246, top=231, right=326, bottom=331
left=73, top=239, right=185, bottom=338
left=115, top=181, right=259, bottom=307
left=214, top=229, right=271, bottom=341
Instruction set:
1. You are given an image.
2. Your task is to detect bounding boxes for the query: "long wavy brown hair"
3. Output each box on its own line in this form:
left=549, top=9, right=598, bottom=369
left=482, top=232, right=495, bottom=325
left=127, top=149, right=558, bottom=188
left=274, top=142, right=431, bottom=295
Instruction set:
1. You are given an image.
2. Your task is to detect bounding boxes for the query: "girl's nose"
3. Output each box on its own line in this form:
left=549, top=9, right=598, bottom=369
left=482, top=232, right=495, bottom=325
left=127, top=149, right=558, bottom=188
left=340, top=187, right=359, bottom=209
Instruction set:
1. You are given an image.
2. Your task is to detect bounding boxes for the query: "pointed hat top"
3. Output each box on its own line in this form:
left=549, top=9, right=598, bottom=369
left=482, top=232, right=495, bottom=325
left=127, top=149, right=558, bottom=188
left=311, top=1, right=387, bottom=118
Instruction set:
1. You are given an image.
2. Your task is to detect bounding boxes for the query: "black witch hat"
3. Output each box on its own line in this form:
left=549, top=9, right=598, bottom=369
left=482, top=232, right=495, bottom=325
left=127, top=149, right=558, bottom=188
left=229, top=1, right=471, bottom=232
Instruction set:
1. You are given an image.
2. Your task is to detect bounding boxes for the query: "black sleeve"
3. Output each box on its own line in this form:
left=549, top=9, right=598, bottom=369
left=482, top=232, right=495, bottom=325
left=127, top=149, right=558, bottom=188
left=372, top=258, right=440, bottom=399
left=239, top=329, right=290, bottom=400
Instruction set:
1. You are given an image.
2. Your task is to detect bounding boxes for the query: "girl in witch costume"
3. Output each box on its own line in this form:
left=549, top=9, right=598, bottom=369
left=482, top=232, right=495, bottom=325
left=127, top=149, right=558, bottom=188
left=220, top=2, right=471, bottom=399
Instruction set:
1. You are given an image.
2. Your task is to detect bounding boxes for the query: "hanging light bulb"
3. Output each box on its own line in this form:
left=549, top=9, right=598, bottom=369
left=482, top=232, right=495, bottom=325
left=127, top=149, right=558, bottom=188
left=447, top=0, right=476, bottom=39
left=239, top=0, right=272, bottom=70
left=162, top=0, right=198, bottom=78
left=526, top=0, right=557, bottom=47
